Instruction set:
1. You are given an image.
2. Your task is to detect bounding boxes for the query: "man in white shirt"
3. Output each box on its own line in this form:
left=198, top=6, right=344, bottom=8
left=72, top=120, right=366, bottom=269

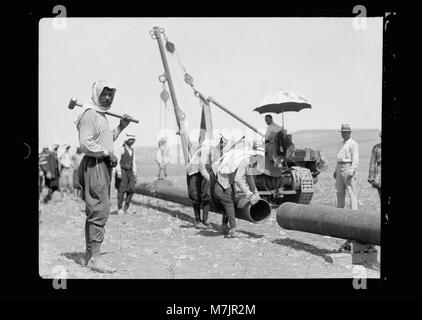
left=186, top=131, right=229, bottom=229
left=155, top=138, right=169, bottom=180
left=59, top=142, right=73, bottom=197
left=214, top=147, right=263, bottom=237
left=334, top=124, right=359, bottom=210
left=76, top=80, right=132, bottom=273
left=115, top=133, right=138, bottom=215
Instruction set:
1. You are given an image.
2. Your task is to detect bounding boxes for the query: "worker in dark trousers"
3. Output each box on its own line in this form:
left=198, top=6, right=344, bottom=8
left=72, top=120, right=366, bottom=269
left=39, top=145, right=49, bottom=198
left=75, top=80, right=132, bottom=273
left=115, top=133, right=138, bottom=215
left=71, top=147, right=84, bottom=200
left=214, top=147, right=263, bottom=237
left=41, top=142, right=61, bottom=204
left=368, top=130, right=381, bottom=201
left=186, top=132, right=228, bottom=229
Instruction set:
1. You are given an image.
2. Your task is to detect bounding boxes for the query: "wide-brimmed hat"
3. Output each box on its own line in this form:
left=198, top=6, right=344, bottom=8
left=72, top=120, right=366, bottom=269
left=339, top=124, right=352, bottom=132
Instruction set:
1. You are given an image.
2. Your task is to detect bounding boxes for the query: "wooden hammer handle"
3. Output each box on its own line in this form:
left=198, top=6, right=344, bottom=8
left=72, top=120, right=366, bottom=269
left=104, top=111, right=140, bottom=124
left=75, top=102, right=139, bottom=124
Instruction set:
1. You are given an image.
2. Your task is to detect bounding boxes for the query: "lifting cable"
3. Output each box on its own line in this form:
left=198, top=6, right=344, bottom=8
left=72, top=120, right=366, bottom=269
left=159, top=76, right=170, bottom=132
left=159, top=73, right=181, bottom=141
left=166, top=47, right=199, bottom=130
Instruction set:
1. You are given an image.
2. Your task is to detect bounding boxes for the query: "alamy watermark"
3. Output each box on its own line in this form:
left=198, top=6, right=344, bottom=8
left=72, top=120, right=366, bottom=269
left=352, top=5, right=367, bottom=30
left=352, top=265, right=367, bottom=289
left=52, top=5, right=67, bottom=30
left=51, top=265, right=68, bottom=289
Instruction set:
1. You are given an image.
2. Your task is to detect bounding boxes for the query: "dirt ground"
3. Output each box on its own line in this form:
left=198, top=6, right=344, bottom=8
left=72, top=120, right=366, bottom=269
left=39, top=169, right=381, bottom=279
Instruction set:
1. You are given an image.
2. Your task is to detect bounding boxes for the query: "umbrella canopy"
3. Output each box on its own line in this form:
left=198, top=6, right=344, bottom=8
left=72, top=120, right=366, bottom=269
left=253, top=90, right=311, bottom=114
left=253, top=90, right=311, bottom=127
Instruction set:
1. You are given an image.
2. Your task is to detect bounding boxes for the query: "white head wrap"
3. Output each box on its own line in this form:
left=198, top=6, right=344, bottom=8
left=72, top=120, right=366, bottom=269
left=74, top=80, right=117, bottom=127
left=218, top=147, right=265, bottom=174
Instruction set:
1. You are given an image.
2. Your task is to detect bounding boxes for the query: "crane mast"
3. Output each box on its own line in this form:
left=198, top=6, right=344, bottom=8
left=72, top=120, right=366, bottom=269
left=151, top=26, right=190, bottom=164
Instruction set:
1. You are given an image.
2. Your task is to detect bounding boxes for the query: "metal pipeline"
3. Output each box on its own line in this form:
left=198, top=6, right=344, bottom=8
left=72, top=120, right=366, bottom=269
left=135, top=181, right=271, bottom=224
left=276, top=202, right=380, bottom=245
left=234, top=197, right=272, bottom=223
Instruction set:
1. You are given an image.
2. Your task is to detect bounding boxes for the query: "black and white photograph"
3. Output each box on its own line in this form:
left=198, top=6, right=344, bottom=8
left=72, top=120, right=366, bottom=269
left=38, top=16, right=383, bottom=281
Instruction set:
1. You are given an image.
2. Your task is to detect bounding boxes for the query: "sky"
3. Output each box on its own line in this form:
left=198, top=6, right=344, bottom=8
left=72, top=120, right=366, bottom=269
left=39, top=17, right=382, bottom=149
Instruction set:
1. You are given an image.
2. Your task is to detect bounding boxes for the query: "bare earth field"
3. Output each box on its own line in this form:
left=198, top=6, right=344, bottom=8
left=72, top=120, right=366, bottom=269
left=39, top=130, right=381, bottom=279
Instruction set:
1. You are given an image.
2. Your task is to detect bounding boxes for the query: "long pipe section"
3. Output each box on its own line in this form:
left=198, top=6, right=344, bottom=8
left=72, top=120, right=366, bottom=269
left=135, top=182, right=271, bottom=224
left=276, top=202, right=380, bottom=245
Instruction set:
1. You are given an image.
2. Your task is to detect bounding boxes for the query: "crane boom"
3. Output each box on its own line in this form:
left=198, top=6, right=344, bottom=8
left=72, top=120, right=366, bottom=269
left=152, top=26, right=190, bottom=164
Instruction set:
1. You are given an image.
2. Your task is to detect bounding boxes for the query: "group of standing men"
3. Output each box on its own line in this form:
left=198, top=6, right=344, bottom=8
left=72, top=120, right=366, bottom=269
left=39, top=142, right=84, bottom=203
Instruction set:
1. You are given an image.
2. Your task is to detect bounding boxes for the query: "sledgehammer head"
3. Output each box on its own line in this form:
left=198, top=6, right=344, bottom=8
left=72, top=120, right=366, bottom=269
left=68, top=97, right=81, bottom=110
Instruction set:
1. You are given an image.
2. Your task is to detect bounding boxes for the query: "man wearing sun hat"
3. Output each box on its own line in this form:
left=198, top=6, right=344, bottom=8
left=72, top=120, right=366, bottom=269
left=115, top=132, right=138, bottom=215
left=334, top=124, right=359, bottom=210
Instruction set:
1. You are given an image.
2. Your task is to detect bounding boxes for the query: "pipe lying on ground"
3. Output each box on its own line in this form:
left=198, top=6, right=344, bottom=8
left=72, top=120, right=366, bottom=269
left=276, top=202, right=380, bottom=245
left=135, top=180, right=271, bottom=224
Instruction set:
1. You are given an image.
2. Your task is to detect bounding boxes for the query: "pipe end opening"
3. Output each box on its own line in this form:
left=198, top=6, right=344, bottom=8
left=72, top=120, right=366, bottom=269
left=249, top=199, right=272, bottom=223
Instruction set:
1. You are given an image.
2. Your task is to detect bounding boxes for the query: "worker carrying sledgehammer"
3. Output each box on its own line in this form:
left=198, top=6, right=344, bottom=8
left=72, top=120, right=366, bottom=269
left=74, top=80, right=134, bottom=273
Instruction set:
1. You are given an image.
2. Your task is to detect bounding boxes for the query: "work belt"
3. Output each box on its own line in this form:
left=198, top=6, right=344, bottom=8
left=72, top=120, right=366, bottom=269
left=87, top=155, right=113, bottom=168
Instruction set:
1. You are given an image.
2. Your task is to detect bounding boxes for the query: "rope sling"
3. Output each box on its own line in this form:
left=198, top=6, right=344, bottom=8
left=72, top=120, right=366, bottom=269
left=157, top=31, right=204, bottom=160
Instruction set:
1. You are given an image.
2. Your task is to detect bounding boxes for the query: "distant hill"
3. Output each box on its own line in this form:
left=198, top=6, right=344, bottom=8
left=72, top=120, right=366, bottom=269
left=135, top=129, right=381, bottom=175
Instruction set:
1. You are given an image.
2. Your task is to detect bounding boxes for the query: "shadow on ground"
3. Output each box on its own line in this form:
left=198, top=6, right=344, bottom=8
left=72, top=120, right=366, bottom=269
left=271, top=238, right=342, bottom=261
left=196, top=229, right=222, bottom=237
left=131, top=199, right=265, bottom=239
left=272, top=238, right=381, bottom=270
left=132, top=199, right=194, bottom=223
left=62, top=252, right=110, bottom=266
